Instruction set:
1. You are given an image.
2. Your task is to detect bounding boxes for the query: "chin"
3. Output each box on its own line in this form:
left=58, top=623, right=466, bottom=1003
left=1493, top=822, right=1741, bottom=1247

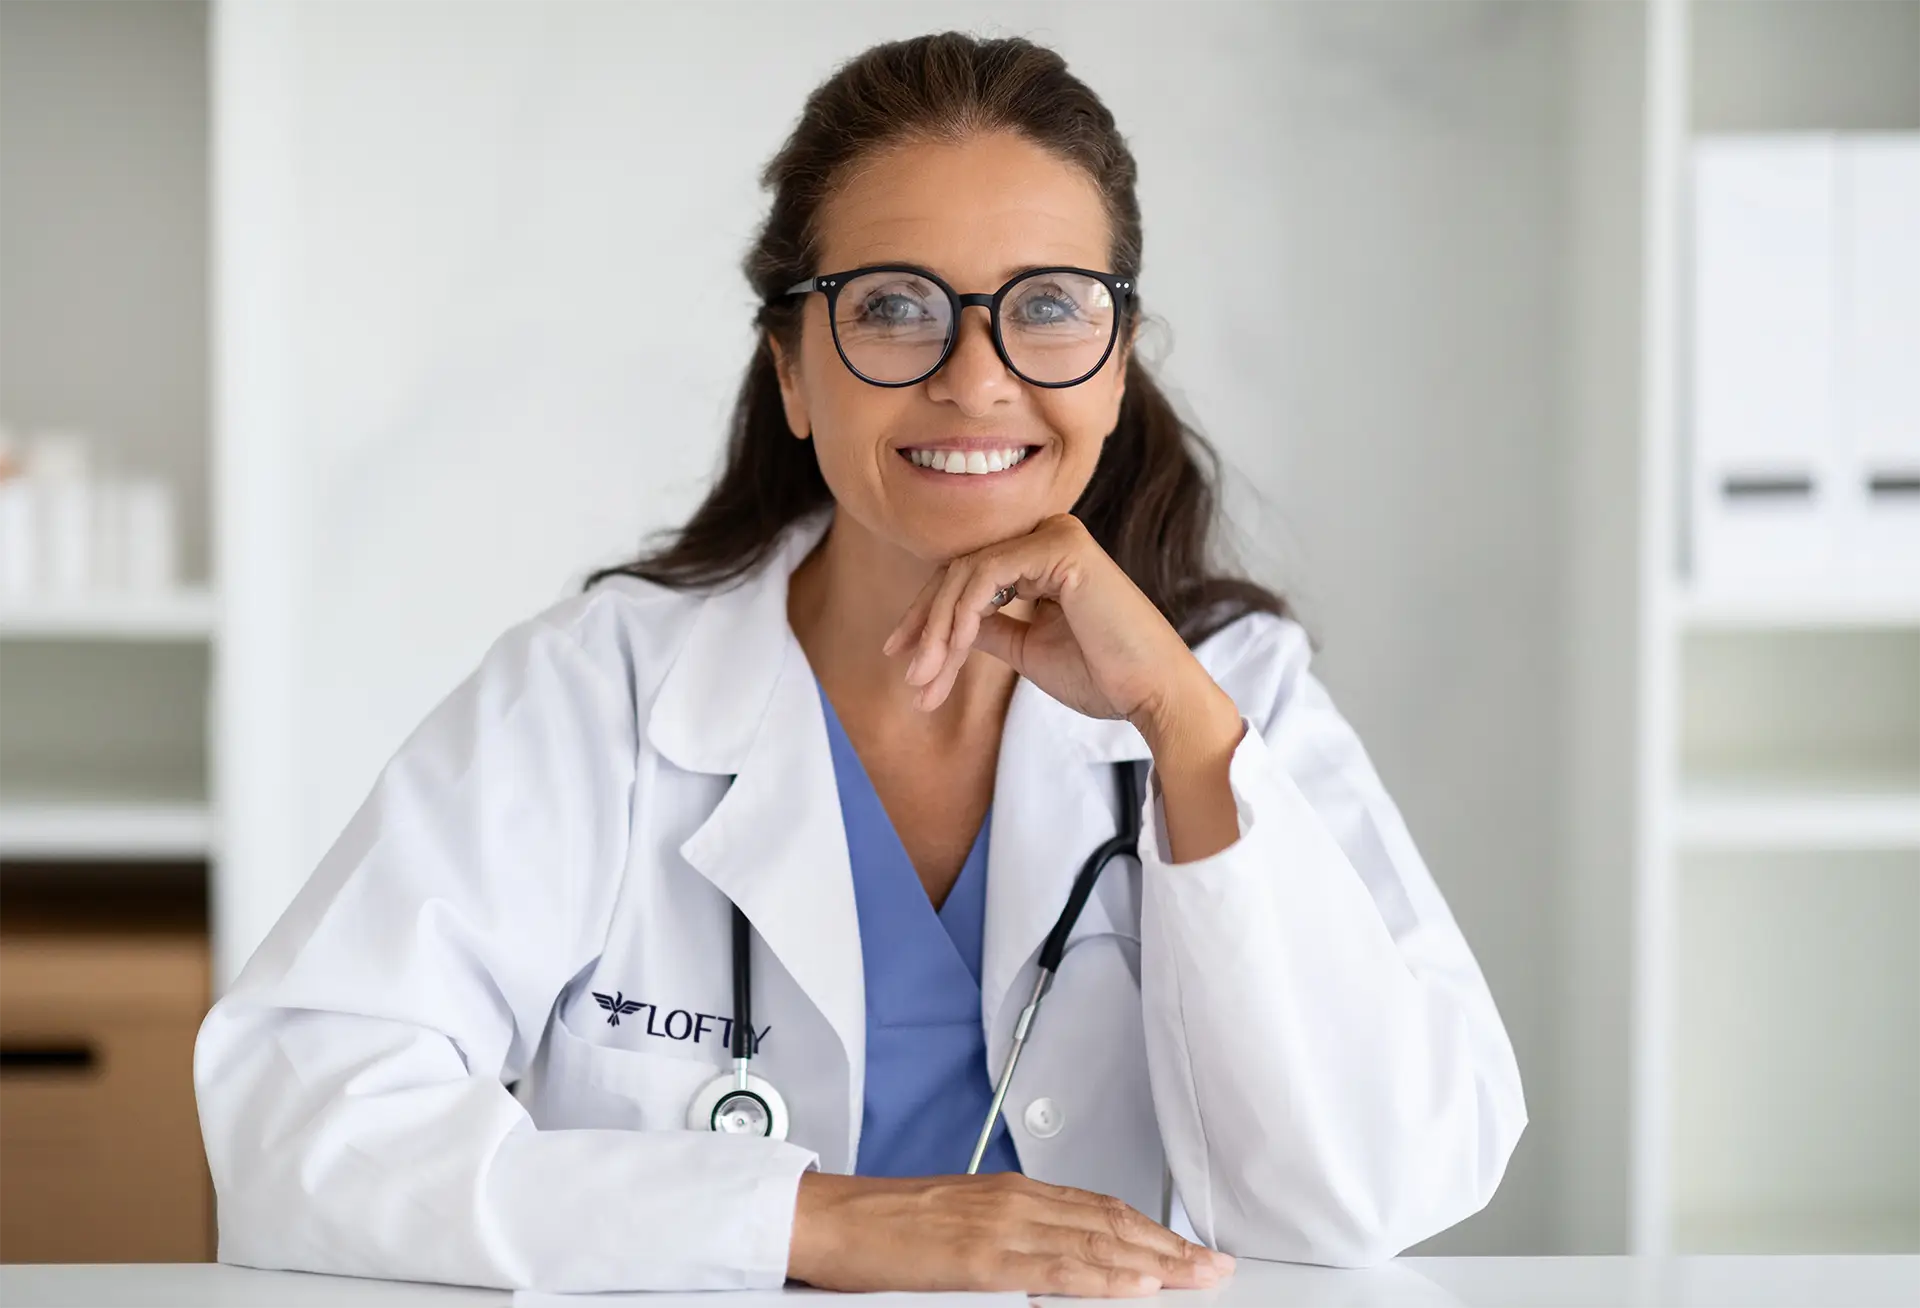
left=895, top=511, right=1048, bottom=562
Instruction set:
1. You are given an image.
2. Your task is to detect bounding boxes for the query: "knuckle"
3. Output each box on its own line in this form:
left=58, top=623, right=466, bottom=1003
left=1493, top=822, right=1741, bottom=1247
left=1080, top=1229, right=1120, bottom=1265
left=1043, top=1257, right=1079, bottom=1294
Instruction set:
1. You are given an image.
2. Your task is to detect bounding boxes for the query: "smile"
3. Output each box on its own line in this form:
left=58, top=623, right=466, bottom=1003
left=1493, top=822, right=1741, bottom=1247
left=898, top=446, right=1038, bottom=476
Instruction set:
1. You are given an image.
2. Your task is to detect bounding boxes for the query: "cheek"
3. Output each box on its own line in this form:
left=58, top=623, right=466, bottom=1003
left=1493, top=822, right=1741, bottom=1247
left=1040, top=378, right=1126, bottom=469
left=801, top=350, right=901, bottom=486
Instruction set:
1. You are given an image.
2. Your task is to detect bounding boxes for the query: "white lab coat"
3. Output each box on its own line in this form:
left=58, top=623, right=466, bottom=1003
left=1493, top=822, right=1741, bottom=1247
left=194, top=509, right=1525, bottom=1292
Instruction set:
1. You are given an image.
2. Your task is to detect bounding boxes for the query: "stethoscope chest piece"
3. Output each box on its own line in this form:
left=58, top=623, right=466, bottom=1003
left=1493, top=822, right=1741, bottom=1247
left=689, top=1065, right=790, bottom=1140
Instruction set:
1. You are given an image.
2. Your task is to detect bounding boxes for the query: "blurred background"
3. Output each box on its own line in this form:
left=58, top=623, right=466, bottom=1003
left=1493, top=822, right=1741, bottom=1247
left=0, top=0, right=1915, bottom=1267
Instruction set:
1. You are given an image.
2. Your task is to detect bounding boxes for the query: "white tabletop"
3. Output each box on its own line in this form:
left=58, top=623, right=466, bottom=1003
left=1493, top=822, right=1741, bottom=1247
left=4, top=1257, right=1919, bottom=1307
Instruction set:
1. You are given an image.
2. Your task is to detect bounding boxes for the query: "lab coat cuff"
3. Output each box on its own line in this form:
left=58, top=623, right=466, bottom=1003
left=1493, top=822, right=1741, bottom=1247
left=1141, top=715, right=1264, bottom=871
left=744, top=1143, right=820, bottom=1286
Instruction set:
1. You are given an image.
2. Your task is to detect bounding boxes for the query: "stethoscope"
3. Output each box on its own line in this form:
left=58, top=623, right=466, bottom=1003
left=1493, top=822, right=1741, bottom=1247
left=688, top=759, right=1143, bottom=1172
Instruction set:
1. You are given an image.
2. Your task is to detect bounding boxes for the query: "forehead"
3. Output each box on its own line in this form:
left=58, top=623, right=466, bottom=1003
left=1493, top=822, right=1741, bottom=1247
left=814, top=132, right=1112, bottom=282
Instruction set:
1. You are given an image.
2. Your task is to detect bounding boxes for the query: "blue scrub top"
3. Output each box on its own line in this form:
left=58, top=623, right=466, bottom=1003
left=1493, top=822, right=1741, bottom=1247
left=816, top=681, right=1023, bottom=1177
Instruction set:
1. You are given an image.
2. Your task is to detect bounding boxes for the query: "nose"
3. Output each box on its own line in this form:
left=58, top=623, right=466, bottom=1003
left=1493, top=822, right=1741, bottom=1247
left=923, top=304, right=1016, bottom=416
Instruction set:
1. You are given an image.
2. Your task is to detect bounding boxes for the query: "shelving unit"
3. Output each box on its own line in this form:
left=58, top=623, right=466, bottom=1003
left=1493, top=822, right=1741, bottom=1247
left=0, top=802, right=215, bottom=862
left=1625, top=0, right=1920, bottom=1259
left=0, top=1, right=218, bottom=1260
left=1676, top=780, right=1920, bottom=852
left=0, top=588, right=218, bottom=641
left=0, top=0, right=217, bottom=881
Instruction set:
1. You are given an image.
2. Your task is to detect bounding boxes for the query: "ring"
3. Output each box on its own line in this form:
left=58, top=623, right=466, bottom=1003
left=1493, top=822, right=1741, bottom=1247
left=989, top=584, right=1018, bottom=609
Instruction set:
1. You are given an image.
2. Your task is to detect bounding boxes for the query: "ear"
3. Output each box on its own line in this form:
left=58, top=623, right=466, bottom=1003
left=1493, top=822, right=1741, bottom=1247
left=766, top=332, right=812, bottom=441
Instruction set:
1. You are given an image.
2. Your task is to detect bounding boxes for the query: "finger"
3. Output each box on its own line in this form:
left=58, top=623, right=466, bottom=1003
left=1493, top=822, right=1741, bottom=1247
left=1036, top=1187, right=1228, bottom=1272
left=996, top=1250, right=1160, bottom=1298
left=883, top=568, right=946, bottom=659
left=918, top=566, right=1033, bottom=710
left=969, top=611, right=1029, bottom=672
left=945, top=559, right=1035, bottom=674
left=906, top=555, right=979, bottom=687
left=1021, top=1223, right=1217, bottom=1293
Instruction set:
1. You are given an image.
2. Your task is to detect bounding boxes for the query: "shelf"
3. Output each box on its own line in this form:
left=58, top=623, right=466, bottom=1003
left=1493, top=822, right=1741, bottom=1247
left=1674, top=1209, right=1920, bottom=1255
left=0, top=588, right=218, bottom=640
left=0, top=800, right=214, bottom=860
left=1679, top=590, right=1920, bottom=631
left=1678, top=771, right=1920, bottom=851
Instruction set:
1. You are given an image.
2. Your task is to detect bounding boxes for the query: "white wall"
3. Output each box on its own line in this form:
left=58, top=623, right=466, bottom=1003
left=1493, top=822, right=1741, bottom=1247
left=217, top=0, right=1590, bottom=1254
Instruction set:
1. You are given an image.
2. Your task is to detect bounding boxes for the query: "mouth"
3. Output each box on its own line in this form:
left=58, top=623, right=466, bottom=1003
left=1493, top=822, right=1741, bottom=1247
left=896, top=444, right=1042, bottom=478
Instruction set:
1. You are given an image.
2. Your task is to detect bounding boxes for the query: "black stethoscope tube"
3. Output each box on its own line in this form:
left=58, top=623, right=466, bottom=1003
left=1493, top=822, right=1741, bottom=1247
left=965, top=761, right=1141, bottom=1171
left=730, top=904, right=754, bottom=1061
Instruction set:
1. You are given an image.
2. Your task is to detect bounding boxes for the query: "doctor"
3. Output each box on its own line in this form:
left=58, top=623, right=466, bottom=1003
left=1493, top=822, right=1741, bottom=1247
left=195, top=30, right=1524, bottom=1298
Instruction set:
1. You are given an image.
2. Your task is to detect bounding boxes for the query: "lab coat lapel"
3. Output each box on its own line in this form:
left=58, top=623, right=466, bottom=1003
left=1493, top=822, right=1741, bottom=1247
left=980, top=680, right=1151, bottom=1065
left=646, top=511, right=867, bottom=1149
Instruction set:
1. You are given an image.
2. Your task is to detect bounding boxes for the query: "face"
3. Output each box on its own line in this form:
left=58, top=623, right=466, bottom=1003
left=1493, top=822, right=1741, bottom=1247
left=770, top=131, right=1130, bottom=563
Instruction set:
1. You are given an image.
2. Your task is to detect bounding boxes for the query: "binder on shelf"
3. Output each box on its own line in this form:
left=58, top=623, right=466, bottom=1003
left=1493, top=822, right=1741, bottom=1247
left=1690, top=137, right=1838, bottom=596
left=1839, top=136, right=1920, bottom=596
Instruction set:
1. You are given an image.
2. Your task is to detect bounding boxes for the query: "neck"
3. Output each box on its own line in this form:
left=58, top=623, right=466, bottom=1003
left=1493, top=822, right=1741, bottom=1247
left=787, top=509, right=1025, bottom=735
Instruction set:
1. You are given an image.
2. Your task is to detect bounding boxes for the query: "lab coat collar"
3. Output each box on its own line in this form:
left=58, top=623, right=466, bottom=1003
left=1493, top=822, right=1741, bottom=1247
left=645, top=508, right=835, bottom=775
left=646, top=508, right=869, bottom=1162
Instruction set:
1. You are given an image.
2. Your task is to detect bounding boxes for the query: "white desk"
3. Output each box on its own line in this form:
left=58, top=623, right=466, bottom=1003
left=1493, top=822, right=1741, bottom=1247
left=3, top=1258, right=1918, bottom=1307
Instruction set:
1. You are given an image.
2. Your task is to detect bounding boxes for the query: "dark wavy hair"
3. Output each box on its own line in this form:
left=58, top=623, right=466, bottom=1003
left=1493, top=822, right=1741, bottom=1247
left=589, top=31, right=1285, bottom=645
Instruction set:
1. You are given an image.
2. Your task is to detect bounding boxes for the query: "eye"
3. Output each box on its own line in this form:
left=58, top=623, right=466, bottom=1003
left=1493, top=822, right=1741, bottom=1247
left=1010, top=282, right=1083, bottom=326
left=842, top=275, right=944, bottom=330
left=860, top=292, right=934, bottom=325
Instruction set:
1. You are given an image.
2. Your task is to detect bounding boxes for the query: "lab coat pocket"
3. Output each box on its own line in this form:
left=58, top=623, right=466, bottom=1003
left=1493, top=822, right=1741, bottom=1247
left=529, top=1016, right=720, bottom=1134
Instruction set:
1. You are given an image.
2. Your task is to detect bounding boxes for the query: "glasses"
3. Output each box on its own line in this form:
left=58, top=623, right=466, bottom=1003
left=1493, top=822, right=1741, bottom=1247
left=781, top=264, right=1135, bottom=389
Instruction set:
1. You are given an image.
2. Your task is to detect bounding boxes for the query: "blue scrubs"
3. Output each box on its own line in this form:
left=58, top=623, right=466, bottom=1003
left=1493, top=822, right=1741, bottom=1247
left=816, top=682, right=1023, bottom=1177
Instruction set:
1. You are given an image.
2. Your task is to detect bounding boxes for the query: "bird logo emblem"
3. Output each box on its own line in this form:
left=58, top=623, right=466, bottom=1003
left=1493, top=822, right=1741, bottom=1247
left=593, top=991, right=645, bottom=1026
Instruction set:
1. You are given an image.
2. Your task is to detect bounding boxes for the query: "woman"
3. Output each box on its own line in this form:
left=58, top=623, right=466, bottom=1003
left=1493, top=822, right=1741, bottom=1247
left=195, top=32, right=1524, bottom=1296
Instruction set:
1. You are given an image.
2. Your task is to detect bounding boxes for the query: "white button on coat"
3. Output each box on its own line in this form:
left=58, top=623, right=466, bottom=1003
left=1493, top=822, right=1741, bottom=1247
left=1023, top=1097, right=1063, bottom=1138
left=193, top=508, right=1526, bottom=1294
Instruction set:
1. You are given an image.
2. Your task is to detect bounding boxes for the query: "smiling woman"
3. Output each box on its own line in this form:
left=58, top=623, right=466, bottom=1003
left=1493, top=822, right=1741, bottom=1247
left=194, top=29, right=1525, bottom=1301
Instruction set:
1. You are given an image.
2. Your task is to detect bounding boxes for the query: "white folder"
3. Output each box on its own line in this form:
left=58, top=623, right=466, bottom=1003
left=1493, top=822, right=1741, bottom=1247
left=1691, top=136, right=1839, bottom=596
left=1838, top=135, right=1920, bottom=598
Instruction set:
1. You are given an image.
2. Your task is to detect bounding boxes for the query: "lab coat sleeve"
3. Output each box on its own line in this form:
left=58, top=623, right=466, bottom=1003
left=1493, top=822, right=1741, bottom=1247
left=194, top=612, right=818, bottom=1291
left=1136, top=616, right=1526, bottom=1267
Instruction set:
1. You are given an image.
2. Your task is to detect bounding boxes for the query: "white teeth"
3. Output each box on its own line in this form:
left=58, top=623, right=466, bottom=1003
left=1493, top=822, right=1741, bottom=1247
left=906, top=446, right=1032, bottom=475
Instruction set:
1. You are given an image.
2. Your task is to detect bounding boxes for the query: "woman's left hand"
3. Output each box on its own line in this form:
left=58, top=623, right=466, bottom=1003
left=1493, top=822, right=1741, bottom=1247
left=881, top=514, right=1236, bottom=754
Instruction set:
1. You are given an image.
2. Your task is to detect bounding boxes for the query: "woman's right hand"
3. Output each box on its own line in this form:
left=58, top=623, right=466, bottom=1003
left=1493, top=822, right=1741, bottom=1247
left=786, top=1171, right=1235, bottom=1297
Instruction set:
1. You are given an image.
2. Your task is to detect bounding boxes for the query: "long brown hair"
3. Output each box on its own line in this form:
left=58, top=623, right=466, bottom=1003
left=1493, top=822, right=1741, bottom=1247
left=589, top=32, right=1285, bottom=645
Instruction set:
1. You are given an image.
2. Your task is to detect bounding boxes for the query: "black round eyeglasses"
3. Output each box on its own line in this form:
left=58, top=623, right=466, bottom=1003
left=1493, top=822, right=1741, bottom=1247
left=781, top=264, right=1136, bottom=389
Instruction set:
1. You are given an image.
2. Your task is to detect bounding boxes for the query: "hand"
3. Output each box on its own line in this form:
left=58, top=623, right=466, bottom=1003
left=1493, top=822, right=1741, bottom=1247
left=787, top=1171, right=1235, bottom=1296
left=881, top=514, right=1221, bottom=747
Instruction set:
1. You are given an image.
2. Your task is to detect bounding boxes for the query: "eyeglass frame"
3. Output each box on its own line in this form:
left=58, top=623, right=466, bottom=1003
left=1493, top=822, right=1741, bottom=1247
left=779, top=264, right=1137, bottom=390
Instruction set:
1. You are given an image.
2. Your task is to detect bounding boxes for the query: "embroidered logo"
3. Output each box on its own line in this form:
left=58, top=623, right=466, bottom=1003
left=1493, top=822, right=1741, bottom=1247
left=593, top=991, right=645, bottom=1026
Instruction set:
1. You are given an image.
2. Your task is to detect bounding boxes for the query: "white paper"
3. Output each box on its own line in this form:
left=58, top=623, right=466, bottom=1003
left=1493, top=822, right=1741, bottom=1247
left=514, top=1291, right=1024, bottom=1308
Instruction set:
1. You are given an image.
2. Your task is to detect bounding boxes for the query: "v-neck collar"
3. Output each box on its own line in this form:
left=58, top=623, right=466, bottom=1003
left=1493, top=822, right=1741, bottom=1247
left=814, top=680, right=992, bottom=987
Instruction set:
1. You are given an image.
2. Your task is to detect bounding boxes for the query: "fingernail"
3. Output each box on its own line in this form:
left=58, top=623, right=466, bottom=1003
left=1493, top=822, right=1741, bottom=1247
left=1211, top=1250, right=1236, bottom=1272
left=1191, top=1263, right=1220, bottom=1286
left=1130, top=1274, right=1160, bottom=1292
